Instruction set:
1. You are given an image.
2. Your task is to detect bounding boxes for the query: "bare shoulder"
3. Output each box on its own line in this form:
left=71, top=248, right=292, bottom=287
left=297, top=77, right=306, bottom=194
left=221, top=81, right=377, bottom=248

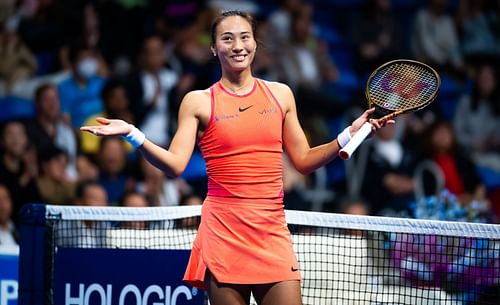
left=182, top=89, right=210, bottom=105
left=261, top=80, right=293, bottom=96
left=179, top=89, right=211, bottom=125
left=180, top=89, right=210, bottom=112
left=260, top=80, right=295, bottom=111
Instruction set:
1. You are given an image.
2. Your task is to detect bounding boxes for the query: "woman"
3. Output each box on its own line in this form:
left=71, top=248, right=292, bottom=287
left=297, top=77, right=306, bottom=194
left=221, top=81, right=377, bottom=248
left=81, top=11, right=387, bottom=305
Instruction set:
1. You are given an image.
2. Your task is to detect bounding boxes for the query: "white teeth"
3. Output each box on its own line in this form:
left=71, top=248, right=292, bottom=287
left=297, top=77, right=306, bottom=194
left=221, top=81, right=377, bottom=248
left=232, top=55, right=246, bottom=61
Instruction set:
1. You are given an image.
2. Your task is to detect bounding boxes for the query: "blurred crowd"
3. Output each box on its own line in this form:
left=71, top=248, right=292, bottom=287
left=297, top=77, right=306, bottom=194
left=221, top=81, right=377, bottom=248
left=1, top=0, right=500, bottom=245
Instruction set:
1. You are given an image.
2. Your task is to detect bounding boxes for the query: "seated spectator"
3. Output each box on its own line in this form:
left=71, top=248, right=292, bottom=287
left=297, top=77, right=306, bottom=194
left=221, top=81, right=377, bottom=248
left=16, top=0, right=65, bottom=75
left=75, top=180, right=107, bottom=207
left=0, top=19, right=37, bottom=93
left=136, top=156, right=189, bottom=206
left=350, top=0, right=401, bottom=75
left=279, top=4, right=342, bottom=145
left=59, top=2, right=109, bottom=77
left=337, top=196, right=371, bottom=216
left=36, top=146, right=76, bottom=205
left=76, top=154, right=99, bottom=182
left=421, top=121, right=487, bottom=205
left=26, top=84, right=78, bottom=180
left=456, top=0, right=500, bottom=65
left=0, top=184, right=18, bottom=246
left=0, top=121, right=40, bottom=223
left=454, top=64, right=500, bottom=155
left=120, top=191, right=150, bottom=229
left=58, top=42, right=106, bottom=128
left=97, top=137, right=135, bottom=205
left=410, top=0, right=464, bottom=75
left=177, top=193, right=203, bottom=229
left=126, top=35, right=179, bottom=147
left=80, top=79, right=134, bottom=155
left=360, top=123, right=417, bottom=215
left=56, top=180, right=109, bottom=248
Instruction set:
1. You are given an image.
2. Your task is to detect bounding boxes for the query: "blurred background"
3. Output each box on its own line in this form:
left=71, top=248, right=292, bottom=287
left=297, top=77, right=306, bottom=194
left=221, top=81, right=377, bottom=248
left=1, top=0, right=500, bottom=246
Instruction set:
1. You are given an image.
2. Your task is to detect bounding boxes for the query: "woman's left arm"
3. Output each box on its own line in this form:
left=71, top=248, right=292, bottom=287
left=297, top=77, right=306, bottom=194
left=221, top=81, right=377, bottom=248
left=276, top=82, right=377, bottom=175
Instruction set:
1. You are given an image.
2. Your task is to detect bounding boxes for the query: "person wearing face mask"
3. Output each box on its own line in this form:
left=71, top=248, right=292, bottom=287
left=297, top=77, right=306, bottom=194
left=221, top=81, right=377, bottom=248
left=57, top=42, right=106, bottom=129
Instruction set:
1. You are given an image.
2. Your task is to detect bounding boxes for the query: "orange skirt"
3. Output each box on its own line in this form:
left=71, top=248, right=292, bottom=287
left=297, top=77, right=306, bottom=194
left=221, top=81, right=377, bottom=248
left=183, top=196, right=301, bottom=289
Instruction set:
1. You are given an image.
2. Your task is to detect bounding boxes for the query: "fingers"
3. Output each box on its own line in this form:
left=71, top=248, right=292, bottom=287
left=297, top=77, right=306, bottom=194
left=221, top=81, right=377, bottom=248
left=96, top=117, right=111, bottom=125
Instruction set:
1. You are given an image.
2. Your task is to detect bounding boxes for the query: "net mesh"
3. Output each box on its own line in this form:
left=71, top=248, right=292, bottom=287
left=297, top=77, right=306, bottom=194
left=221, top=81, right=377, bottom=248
left=45, top=205, right=500, bottom=305
left=367, top=61, right=439, bottom=111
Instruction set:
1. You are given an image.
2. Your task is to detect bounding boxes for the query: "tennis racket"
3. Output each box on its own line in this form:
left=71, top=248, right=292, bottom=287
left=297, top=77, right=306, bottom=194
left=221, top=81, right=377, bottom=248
left=339, top=59, right=440, bottom=160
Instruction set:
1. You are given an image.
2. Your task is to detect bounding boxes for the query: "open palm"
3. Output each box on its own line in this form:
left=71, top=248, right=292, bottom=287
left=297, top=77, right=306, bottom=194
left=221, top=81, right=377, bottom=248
left=80, top=117, right=132, bottom=136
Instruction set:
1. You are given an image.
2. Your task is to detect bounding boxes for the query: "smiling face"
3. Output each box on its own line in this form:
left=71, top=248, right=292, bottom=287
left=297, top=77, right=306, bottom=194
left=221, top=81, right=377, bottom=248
left=211, top=14, right=257, bottom=74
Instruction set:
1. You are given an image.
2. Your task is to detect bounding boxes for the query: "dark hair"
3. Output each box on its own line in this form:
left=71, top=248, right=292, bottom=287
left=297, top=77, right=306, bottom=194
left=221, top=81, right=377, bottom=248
left=210, top=10, right=257, bottom=46
left=68, top=40, right=95, bottom=64
left=34, top=83, right=56, bottom=103
left=101, top=78, right=125, bottom=102
left=75, top=180, right=102, bottom=200
left=471, top=64, right=500, bottom=115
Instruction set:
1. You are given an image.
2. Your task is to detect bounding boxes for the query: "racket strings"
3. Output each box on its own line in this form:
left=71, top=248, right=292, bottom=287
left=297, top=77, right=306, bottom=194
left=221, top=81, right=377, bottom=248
left=368, top=62, right=439, bottom=112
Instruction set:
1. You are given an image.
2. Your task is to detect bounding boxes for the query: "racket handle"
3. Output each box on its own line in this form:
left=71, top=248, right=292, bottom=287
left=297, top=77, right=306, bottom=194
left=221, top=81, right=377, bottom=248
left=339, top=122, right=373, bottom=160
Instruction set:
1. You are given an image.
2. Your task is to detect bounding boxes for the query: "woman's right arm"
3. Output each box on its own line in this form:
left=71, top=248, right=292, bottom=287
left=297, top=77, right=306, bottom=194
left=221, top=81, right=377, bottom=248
left=81, top=91, right=202, bottom=178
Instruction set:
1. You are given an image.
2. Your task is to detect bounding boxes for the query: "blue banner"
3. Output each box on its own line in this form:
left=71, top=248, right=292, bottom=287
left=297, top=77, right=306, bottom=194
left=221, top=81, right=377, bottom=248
left=0, top=247, right=19, bottom=305
left=53, top=248, right=203, bottom=305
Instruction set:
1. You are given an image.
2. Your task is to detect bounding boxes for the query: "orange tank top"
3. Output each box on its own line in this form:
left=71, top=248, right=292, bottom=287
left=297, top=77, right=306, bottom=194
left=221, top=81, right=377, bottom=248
left=198, top=79, right=285, bottom=202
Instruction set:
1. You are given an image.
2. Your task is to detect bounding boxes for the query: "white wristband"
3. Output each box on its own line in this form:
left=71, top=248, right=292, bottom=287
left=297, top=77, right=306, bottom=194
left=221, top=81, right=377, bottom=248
left=337, top=126, right=352, bottom=148
left=122, top=125, right=145, bottom=148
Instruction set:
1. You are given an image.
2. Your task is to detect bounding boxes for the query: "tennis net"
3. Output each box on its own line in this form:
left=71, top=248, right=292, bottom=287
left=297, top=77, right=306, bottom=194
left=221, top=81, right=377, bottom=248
left=35, top=204, right=500, bottom=305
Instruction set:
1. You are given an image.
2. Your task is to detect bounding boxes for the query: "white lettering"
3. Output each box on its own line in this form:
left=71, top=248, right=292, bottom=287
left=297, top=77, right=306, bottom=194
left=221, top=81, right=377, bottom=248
left=0, top=280, right=17, bottom=305
left=171, top=286, right=192, bottom=305
left=119, top=284, right=141, bottom=305
left=142, top=285, right=164, bottom=305
left=84, top=284, right=106, bottom=305
left=65, top=283, right=84, bottom=305
left=64, top=283, right=194, bottom=305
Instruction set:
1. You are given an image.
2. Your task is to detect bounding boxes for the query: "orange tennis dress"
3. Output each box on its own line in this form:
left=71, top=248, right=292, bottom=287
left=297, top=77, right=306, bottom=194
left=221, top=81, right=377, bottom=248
left=183, top=79, right=301, bottom=289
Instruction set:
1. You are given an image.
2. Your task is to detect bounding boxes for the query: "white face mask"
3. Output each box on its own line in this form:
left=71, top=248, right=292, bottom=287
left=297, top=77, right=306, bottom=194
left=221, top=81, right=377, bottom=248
left=77, top=58, right=98, bottom=79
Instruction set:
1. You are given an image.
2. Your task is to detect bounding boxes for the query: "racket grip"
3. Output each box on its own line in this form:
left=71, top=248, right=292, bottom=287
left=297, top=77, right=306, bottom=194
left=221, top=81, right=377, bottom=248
left=339, top=122, right=373, bottom=160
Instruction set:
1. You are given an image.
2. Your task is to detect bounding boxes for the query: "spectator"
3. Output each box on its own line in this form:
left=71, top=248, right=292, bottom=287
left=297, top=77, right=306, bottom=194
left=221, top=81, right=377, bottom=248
left=410, top=0, right=464, bottom=75
left=75, top=180, right=107, bottom=207
left=337, top=196, right=371, bottom=216
left=80, top=79, right=134, bottom=155
left=120, top=191, right=150, bottom=229
left=56, top=180, right=109, bottom=248
left=0, top=19, right=37, bottom=93
left=350, top=0, right=401, bottom=75
left=456, top=0, right=500, bottom=65
left=421, top=121, right=487, bottom=205
left=279, top=4, right=342, bottom=145
left=0, top=184, right=18, bottom=246
left=59, top=2, right=109, bottom=77
left=268, top=0, right=303, bottom=47
left=76, top=154, right=99, bottom=182
left=0, top=121, right=40, bottom=222
left=26, top=84, right=78, bottom=180
left=360, top=123, right=417, bottom=215
left=126, top=35, right=179, bottom=147
left=58, top=42, right=106, bottom=128
left=137, top=156, right=188, bottom=206
left=36, top=145, right=76, bottom=205
left=97, top=137, right=135, bottom=205
left=454, top=64, right=500, bottom=154
left=177, top=193, right=203, bottom=229
left=16, top=0, right=64, bottom=75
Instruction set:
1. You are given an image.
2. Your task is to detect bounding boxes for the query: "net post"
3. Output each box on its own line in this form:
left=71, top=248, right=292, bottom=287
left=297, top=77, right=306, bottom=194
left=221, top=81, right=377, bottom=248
left=18, top=204, right=47, bottom=305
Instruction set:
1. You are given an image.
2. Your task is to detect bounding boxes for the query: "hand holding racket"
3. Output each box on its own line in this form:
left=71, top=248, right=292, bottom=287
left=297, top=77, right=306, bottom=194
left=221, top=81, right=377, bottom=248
left=339, top=59, right=440, bottom=160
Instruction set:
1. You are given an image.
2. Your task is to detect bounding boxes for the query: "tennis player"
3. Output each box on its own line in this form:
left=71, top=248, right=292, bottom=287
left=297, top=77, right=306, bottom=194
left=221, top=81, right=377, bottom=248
left=81, top=10, right=388, bottom=305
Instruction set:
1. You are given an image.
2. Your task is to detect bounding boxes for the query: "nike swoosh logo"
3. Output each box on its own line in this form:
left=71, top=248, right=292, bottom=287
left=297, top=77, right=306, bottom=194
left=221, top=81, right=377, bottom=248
left=238, top=105, right=253, bottom=112
left=291, top=267, right=299, bottom=272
